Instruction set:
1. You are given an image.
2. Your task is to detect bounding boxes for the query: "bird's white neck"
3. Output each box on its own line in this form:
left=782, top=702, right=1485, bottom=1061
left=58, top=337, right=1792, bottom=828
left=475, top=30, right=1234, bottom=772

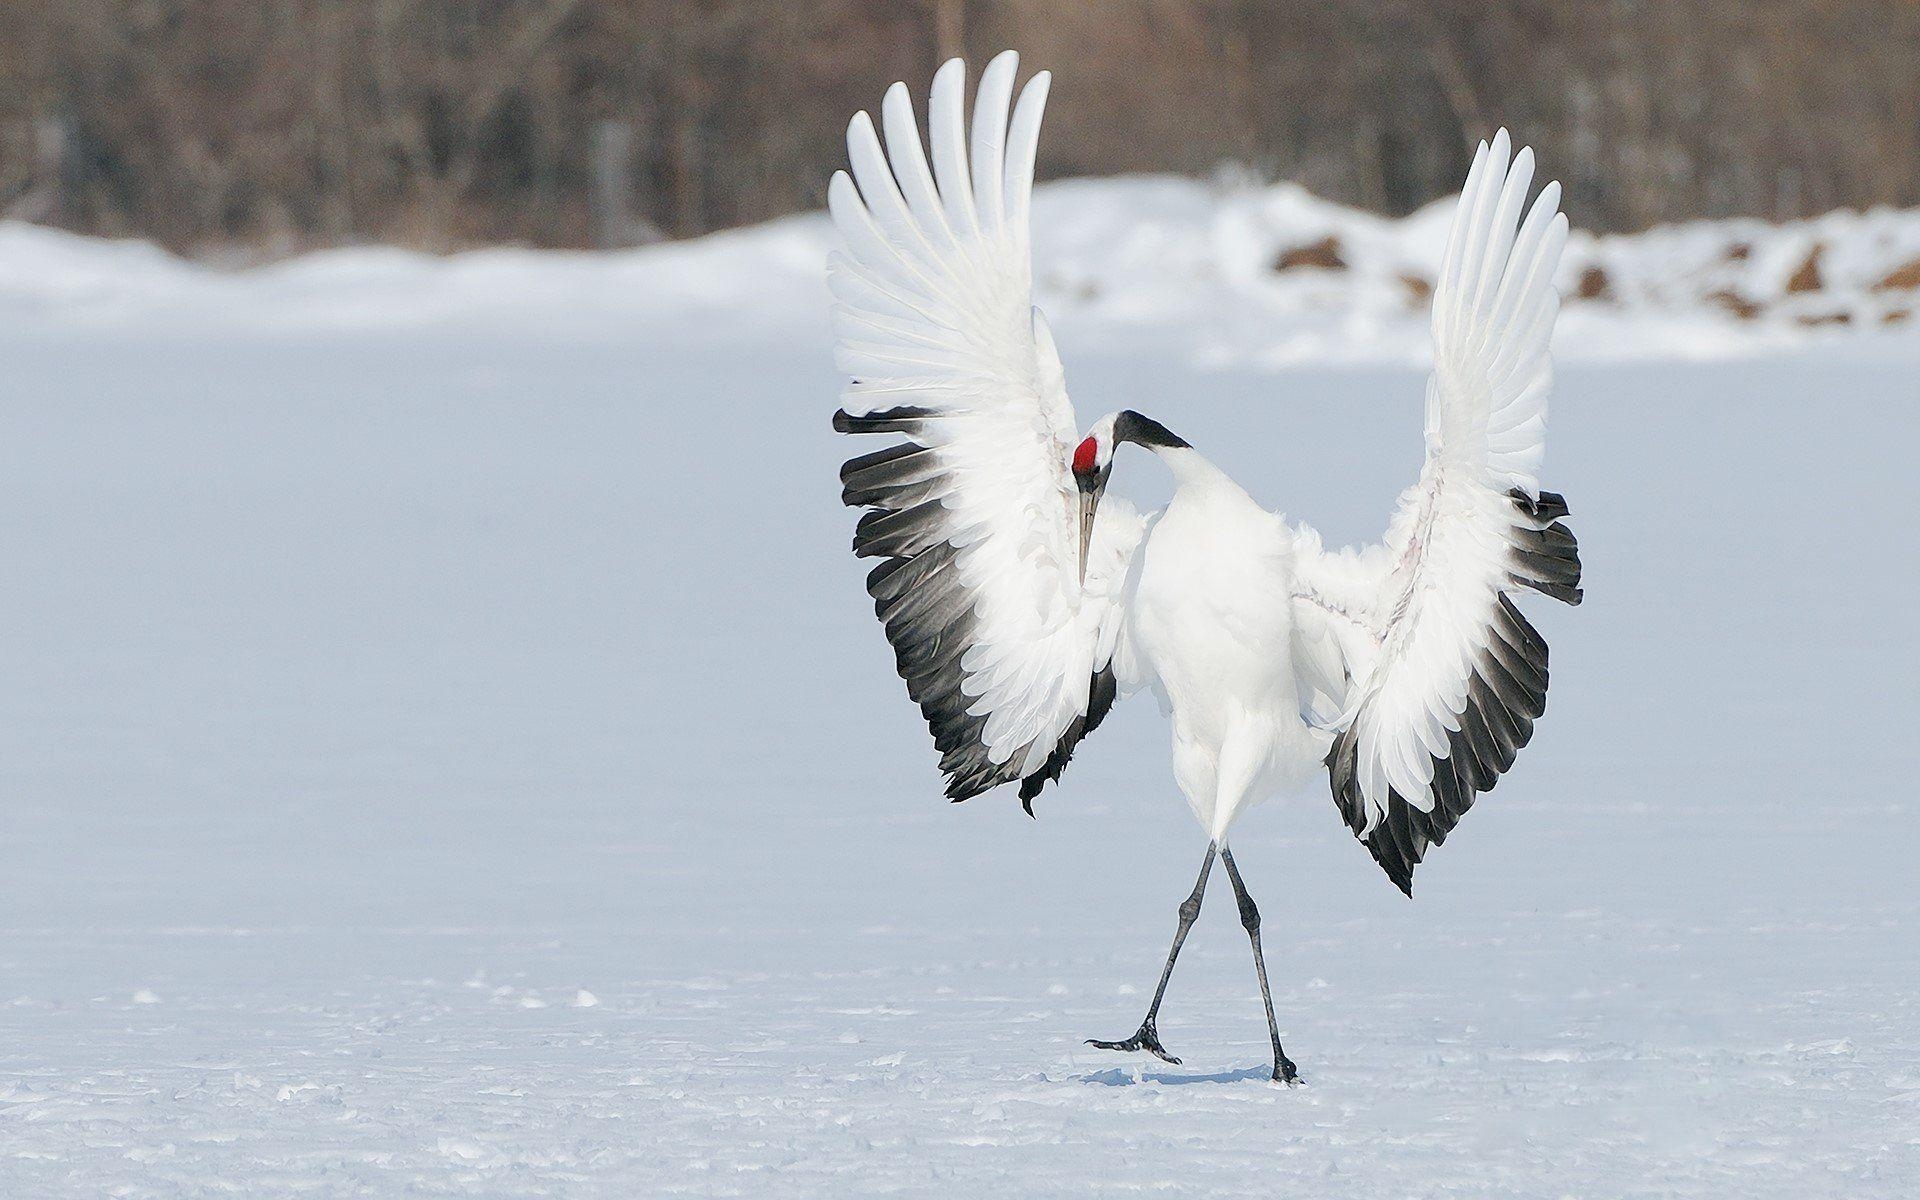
left=1154, top=444, right=1234, bottom=494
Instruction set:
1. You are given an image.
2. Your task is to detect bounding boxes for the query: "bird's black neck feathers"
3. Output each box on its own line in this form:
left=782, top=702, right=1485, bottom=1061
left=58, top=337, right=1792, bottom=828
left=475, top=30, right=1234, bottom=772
left=1114, top=410, right=1189, bottom=451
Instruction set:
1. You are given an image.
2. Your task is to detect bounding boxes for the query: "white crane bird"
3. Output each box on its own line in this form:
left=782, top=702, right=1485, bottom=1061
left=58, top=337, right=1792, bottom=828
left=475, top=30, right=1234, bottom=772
left=829, top=53, right=1582, bottom=1084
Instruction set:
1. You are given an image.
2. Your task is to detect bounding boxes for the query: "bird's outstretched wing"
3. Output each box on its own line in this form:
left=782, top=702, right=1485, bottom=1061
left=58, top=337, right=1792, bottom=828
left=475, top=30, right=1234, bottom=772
left=830, top=52, right=1142, bottom=808
left=1293, top=131, right=1583, bottom=894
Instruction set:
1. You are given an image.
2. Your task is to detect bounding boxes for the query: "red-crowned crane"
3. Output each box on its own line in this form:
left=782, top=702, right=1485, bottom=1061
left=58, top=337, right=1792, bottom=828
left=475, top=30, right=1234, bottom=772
left=828, top=52, right=1583, bottom=1084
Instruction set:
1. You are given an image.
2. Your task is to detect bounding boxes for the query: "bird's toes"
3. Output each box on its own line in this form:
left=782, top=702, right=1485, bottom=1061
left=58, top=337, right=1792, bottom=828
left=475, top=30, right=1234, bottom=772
left=1140, top=1038, right=1180, bottom=1066
left=1086, top=1025, right=1179, bottom=1065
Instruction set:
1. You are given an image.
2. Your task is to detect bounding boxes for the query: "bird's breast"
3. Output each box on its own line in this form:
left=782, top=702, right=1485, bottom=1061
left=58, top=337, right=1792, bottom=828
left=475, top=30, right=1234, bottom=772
left=1128, top=496, right=1297, bottom=705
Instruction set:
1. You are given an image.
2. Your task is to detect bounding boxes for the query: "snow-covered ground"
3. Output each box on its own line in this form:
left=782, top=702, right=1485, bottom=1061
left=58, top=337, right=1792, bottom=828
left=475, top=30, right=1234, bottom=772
left=3, top=192, right=1919, bottom=1195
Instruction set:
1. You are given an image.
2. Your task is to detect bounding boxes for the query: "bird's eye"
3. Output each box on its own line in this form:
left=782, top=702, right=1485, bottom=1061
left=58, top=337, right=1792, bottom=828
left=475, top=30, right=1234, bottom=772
left=1072, top=437, right=1100, bottom=474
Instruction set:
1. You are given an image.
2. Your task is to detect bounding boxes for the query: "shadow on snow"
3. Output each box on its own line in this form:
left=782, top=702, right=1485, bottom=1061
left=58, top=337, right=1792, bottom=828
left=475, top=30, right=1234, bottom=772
left=1077, top=1065, right=1284, bottom=1087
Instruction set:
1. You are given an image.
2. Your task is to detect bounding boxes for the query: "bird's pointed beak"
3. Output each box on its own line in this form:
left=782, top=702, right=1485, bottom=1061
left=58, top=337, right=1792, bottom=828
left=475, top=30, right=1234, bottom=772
left=1077, top=481, right=1102, bottom=589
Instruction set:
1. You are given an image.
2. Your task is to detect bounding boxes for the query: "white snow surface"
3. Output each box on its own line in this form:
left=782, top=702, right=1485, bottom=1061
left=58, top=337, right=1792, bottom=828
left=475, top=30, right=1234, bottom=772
left=3, top=193, right=1920, bottom=1195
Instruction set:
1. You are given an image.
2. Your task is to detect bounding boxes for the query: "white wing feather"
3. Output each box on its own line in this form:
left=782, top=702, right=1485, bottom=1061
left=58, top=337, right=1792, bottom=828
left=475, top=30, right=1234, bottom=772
left=831, top=54, right=1141, bottom=797
left=1295, top=131, right=1580, bottom=879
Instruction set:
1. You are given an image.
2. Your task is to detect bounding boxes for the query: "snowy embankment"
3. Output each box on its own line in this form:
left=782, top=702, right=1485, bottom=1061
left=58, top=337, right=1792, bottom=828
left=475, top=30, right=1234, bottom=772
left=4, top=175, right=1920, bottom=362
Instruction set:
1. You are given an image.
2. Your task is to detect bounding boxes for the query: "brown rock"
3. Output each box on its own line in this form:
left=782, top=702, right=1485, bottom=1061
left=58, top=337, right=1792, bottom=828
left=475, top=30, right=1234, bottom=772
left=1575, top=265, right=1612, bottom=301
left=1724, top=242, right=1753, bottom=262
left=1398, top=273, right=1432, bottom=305
left=1273, top=235, right=1346, bottom=272
left=1882, top=309, right=1912, bottom=326
left=1872, top=257, right=1920, bottom=292
left=1795, top=310, right=1851, bottom=327
left=1707, top=289, right=1762, bottom=320
left=1785, top=244, right=1824, bottom=293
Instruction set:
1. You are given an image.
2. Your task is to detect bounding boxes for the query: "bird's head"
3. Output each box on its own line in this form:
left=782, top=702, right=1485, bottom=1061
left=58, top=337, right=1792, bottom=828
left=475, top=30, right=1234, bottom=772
left=1071, top=410, right=1188, bottom=586
left=1071, top=416, right=1119, bottom=588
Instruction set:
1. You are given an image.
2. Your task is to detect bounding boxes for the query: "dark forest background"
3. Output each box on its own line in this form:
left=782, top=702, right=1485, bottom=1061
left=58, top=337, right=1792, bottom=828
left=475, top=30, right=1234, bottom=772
left=1, top=1, right=1915, bottom=256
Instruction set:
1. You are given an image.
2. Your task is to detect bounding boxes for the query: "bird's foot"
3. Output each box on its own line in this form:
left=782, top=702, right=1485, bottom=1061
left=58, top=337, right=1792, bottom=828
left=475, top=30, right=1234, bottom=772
left=1272, top=1055, right=1301, bottom=1086
left=1086, top=1018, right=1180, bottom=1065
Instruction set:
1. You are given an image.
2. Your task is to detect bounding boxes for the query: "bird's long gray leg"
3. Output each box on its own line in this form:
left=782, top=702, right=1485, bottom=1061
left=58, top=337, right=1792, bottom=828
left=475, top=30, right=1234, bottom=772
left=1086, top=841, right=1216, bottom=1065
left=1219, top=845, right=1300, bottom=1084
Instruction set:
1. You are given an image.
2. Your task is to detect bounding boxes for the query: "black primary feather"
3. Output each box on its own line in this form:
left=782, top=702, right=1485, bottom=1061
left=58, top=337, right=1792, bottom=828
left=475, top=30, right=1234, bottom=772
left=1330, top=488, right=1582, bottom=895
left=837, top=411, right=1113, bottom=810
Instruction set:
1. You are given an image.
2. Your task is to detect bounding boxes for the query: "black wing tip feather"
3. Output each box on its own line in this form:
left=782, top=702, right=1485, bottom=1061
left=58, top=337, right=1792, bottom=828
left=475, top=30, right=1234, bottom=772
left=1015, top=667, right=1117, bottom=815
left=1337, top=625, right=1544, bottom=893
left=1376, top=838, right=1419, bottom=898
left=1328, top=734, right=1421, bottom=896
left=843, top=422, right=1019, bottom=804
left=1332, top=490, right=1576, bottom=893
left=1510, top=487, right=1584, bottom=606
left=842, top=422, right=1111, bottom=812
left=834, top=406, right=938, bottom=436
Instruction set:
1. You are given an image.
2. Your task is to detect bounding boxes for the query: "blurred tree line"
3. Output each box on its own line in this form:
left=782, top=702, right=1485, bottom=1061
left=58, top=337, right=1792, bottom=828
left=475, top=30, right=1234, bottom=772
left=0, top=0, right=1914, bottom=255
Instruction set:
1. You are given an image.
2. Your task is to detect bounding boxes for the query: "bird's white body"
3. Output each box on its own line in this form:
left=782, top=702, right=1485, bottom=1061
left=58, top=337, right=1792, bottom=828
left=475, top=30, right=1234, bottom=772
left=1125, top=453, right=1327, bottom=839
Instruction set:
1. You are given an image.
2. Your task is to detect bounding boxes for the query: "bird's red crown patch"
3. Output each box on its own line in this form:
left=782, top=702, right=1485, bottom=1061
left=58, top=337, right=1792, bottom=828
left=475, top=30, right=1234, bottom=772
left=1073, top=437, right=1100, bottom=474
